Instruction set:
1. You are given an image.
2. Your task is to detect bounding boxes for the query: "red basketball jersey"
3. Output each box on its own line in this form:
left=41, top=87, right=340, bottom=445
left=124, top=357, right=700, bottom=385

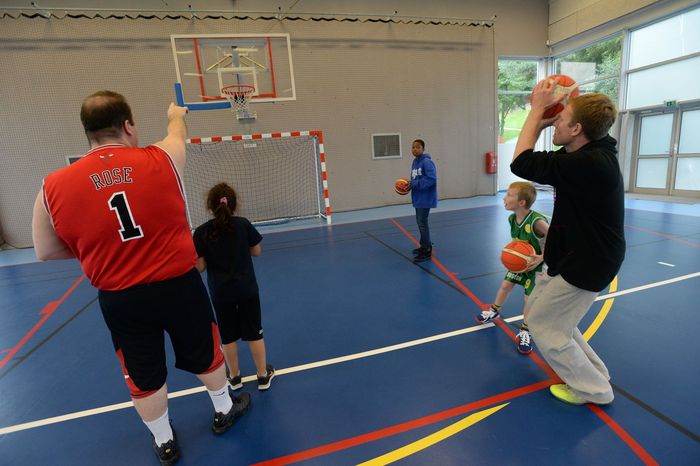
left=42, top=144, right=196, bottom=290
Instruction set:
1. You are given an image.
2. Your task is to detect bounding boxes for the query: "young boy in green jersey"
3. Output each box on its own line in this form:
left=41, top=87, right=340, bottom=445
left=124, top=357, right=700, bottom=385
left=476, top=181, right=549, bottom=354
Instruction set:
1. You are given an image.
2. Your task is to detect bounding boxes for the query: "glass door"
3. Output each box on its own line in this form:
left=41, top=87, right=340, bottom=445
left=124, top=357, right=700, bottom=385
left=632, top=111, right=674, bottom=194
left=671, top=107, right=700, bottom=196
left=631, top=104, right=700, bottom=197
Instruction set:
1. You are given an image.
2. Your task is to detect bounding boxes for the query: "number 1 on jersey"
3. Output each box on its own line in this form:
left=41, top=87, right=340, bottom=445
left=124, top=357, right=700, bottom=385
left=108, top=191, right=144, bottom=241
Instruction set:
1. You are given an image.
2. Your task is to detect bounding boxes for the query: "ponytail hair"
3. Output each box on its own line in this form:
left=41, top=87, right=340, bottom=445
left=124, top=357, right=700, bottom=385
left=206, top=183, right=238, bottom=239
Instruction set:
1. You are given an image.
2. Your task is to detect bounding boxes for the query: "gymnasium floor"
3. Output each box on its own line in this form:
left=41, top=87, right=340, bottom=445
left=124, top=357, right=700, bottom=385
left=1, top=193, right=699, bottom=465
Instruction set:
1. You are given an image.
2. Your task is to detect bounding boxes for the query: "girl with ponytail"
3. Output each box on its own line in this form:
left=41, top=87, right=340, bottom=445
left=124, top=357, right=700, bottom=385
left=193, top=183, right=275, bottom=391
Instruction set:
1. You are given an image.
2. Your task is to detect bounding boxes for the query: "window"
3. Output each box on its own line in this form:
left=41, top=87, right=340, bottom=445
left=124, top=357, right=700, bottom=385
left=497, top=59, right=539, bottom=143
left=554, top=35, right=622, bottom=105
left=629, top=7, right=700, bottom=69
left=626, top=55, right=700, bottom=109
left=625, top=6, right=700, bottom=110
left=372, top=133, right=402, bottom=159
left=497, top=59, right=541, bottom=190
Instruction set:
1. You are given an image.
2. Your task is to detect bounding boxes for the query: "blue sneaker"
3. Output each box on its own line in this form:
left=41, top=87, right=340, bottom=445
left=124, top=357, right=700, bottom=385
left=476, top=306, right=500, bottom=324
left=516, top=329, right=532, bottom=354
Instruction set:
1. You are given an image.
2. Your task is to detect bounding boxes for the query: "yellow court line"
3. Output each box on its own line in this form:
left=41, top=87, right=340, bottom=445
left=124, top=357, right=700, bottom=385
left=582, top=275, right=618, bottom=341
left=356, top=403, right=509, bottom=466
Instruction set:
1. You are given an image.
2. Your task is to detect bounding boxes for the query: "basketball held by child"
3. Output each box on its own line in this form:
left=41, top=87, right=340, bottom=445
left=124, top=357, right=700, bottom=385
left=531, top=74, right=580, bottom=119
left=394, top=178, right=411, bottom=195
left=501, top=240, right=536, bottom=273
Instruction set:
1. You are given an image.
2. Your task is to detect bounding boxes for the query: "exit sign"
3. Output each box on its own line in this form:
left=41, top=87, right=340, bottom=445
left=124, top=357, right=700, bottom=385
left=664, top=100, right=677, bottom=108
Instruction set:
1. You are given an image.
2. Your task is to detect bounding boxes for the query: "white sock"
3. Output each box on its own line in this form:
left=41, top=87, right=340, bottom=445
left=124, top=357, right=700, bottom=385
left=208, top=383, right=233, bottom=414
left=143, top=410, right=173, bottom=446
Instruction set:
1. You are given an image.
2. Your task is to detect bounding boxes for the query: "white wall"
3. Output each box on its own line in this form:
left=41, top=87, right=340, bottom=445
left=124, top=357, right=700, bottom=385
left=0, top=1, right=552, bottom=247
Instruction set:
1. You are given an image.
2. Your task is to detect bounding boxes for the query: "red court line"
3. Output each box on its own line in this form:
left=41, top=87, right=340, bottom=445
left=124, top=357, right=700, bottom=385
left=252, top=379, right=554, bottom=466
left=0, top=276, right=85, bottom=370
left=587, top=405, right=659, bottom=466
left=493, top=319, right=559, bottom=380
left=392, top=217, right=659, bottom=465
left=391, top=218, right=487, bottom=310
left=625, top=224, right=700, bottom=249
left=391, top=217, right=558, bottom=378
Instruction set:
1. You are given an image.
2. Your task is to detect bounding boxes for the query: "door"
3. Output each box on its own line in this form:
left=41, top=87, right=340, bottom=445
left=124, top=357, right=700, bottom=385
left=631, top=104, right=700, bottom=196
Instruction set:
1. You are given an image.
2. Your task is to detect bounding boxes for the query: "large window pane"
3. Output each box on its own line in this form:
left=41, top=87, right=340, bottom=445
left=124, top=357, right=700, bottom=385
left=497, top=60, right=538, bottom=142
left=554, top=36, right=622, bottom=83
left=639, top=114, right=673, bottom=155
left=629, top=7, right=700, bottom=69
left=679, top=109, right=700, bottom=154
left=675, top=157, right=700, bottom=191
left=636, top=158, right=668, bottom=189
left=626, top=56, right=700, bottom=109
left=497, top=59, right=545, bottom=191
left=578, top=78, right=619, bottom=108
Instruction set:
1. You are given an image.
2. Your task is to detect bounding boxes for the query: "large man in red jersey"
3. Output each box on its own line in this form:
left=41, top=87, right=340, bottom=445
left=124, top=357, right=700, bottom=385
left=32, top=91, right=250, bottom=465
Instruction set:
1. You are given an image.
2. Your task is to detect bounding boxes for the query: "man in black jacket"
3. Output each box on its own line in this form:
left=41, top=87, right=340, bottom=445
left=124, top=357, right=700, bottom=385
left=510, top=79, right=625, bottom=405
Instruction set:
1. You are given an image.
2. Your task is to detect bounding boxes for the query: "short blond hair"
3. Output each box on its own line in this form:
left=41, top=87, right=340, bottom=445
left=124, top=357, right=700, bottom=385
left=570, top=93, right=617, bottom=141
left=509, top=182, right=537, bottom=208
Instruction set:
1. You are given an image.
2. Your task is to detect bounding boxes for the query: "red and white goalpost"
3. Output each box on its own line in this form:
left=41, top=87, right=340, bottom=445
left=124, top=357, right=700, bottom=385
left=184, top=130, right=331, bottom=227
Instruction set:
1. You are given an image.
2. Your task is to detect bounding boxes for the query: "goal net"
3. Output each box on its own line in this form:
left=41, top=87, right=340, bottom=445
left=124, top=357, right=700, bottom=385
left=184, top=131, right=331, bottom=228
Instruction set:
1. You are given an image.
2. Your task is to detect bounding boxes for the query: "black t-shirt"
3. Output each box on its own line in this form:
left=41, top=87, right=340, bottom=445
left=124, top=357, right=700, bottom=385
left=510, top=135, right=625, bottom=292
left=193, top=216, right=263, bottom=302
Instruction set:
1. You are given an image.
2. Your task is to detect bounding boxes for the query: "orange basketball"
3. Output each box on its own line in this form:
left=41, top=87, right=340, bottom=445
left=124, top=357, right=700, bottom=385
left=394, top=178, right=411, bottom=195
left=530, top=74, right=580, bottom=119
left=501, top=240, right=536, bottom=273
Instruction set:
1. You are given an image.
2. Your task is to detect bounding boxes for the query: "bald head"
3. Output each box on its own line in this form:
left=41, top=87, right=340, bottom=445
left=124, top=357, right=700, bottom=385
left=80, top=90, right=134, bottom=145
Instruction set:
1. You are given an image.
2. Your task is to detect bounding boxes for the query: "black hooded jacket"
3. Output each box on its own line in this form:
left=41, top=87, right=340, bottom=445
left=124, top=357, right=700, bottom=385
left=511, top=136, right=625, bottom=292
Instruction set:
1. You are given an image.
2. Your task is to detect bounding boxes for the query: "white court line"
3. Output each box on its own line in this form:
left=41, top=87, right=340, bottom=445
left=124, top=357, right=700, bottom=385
left=2, top=271, right=699, bottom=436
left=658, top=262, right=675, bottom=267
left=0, top=320, right=517, bottom=436
left=594, top=271, right=700, bottom=301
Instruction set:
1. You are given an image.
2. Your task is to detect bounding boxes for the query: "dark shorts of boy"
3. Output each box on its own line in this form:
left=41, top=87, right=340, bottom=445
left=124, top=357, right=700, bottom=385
left=213, top=293, right=264, bottom=344
left=98, top=268, right=224, bottom=397
left=504, top=269, right=538, bottom=296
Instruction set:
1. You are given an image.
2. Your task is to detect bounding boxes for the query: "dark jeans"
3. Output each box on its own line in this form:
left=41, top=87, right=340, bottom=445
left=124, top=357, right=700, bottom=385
left=415, top=208, right=431, bottom=249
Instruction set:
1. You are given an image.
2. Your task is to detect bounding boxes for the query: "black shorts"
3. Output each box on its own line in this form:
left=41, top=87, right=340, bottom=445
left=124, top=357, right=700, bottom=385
left=213, top=293, right=263, bottom=344
left=98, top=268, right=222, bottom=393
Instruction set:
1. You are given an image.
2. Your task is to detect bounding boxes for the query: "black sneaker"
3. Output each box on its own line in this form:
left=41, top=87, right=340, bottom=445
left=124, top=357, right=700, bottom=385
left=152, top=428, right=180, bottom=465
left=257, top=365, right=275, bottom=391
left=413, top=249, right=432, bottom=262
left=412, top=247, right=423, bottom=255
left=212, top=392, right=251, bottom=434
left=228, top=374, right=243, bottom=391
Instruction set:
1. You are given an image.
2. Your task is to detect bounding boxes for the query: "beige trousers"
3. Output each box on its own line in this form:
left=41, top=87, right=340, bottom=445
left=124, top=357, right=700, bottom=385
left=527, top=273, right=614, bottom=404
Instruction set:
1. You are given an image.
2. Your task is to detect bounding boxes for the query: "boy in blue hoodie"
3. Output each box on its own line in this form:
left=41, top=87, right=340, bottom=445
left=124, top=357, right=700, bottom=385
left=410, top=139, right=438, bottom=262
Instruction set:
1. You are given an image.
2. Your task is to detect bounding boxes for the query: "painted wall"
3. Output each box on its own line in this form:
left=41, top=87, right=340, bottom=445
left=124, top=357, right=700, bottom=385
left=0, top=1, right=550, bottom=247
left=548, top=0, right=698, bottom=48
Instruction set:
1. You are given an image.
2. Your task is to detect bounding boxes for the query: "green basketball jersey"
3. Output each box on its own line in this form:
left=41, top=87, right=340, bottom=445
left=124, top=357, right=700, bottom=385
left=508, top=209, right=548, bottom=255
left=504, top=210, right=548, bottom=292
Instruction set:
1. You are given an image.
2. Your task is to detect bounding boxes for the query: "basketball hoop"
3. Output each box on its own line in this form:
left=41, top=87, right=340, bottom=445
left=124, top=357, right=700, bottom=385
left=221, top=84, right=257, bottom=120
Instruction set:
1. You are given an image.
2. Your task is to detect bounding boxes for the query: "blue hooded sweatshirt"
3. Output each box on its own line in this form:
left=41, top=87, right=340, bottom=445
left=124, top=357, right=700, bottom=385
left=410, top=153, right=437, bottom=208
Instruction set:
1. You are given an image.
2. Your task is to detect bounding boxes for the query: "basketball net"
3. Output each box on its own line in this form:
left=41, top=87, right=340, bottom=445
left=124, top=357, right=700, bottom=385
left=221, top=85, right=257, bottom=120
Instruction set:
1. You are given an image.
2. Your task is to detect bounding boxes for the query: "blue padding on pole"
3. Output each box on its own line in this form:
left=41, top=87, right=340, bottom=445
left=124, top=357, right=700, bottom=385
left=174, top=82, right=185, bottom=106
left=173, top=82, right=231, bottom=111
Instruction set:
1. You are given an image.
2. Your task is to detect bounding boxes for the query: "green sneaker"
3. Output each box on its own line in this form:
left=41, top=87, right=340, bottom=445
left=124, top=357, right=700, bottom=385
left=549, top=384, right=586, bottom=405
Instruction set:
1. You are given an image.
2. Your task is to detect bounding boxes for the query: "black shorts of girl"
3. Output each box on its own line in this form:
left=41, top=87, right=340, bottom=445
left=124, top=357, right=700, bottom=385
left=213, top=293, right=264, bottom=344
left=98, top=268, right=222, bottom=394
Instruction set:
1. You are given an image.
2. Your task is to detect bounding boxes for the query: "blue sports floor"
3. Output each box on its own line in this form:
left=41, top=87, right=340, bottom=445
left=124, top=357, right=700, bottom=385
left=1, top=194, right=699, bottom=465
